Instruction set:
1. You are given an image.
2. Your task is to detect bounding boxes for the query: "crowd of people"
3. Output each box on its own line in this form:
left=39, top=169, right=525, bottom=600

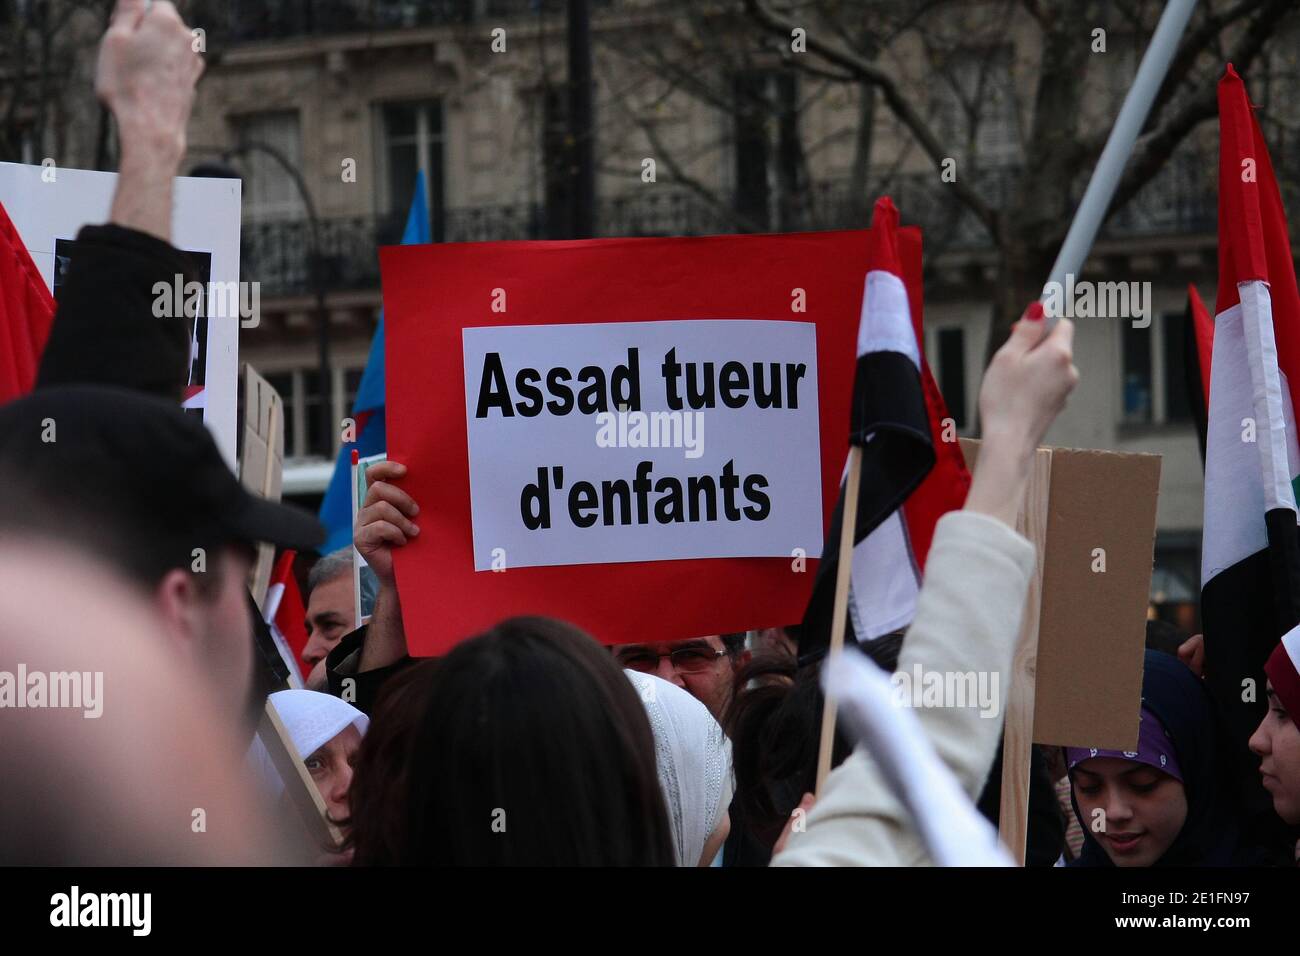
left=2, top=0, right=1299, bottom=869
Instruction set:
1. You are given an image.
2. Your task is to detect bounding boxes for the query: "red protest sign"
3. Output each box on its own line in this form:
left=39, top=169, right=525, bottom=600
left=381, top=230, right=923, bottom=657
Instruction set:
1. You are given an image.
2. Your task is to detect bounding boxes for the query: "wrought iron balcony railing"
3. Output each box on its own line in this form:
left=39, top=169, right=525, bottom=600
left=243, top=153, right=1234, bottom=298
left=190, top=0, right=618, bottom=45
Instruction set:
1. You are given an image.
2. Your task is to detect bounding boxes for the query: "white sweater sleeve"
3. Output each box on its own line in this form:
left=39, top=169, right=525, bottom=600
left=771, top=509, right=1035, bottom=867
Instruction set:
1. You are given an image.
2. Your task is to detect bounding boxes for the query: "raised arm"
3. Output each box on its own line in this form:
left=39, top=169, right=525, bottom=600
left=774, top=307, right=1078, bottom=866
left=36, top=0, right=205, bottom=399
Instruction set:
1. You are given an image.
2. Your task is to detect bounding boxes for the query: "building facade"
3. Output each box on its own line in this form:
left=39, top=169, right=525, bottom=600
left=47, top=0, right=1290, bottom=624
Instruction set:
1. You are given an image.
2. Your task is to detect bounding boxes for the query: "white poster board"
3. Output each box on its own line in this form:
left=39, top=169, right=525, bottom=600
left=460, top=319, right=823, bottom=572
left=0, top=162, right=242, bottom=467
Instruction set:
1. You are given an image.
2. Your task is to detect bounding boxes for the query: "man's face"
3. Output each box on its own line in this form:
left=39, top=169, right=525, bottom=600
left=613, top=635, right=742, bottom=722
left=304, top=724, right=362, bottom=826
left=1249, top=685, right=1300, bottom=824
left=303, top=573, right=355, bottom=668
left=1070, top=757, right=1188, bottom=866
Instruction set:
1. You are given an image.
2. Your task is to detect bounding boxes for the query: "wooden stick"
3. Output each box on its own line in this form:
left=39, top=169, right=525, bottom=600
left=996, top=447, right=1052, bottom=863
left=814, top=444, right=863, bottom=794
left=258, top=699, right=344, bottom=851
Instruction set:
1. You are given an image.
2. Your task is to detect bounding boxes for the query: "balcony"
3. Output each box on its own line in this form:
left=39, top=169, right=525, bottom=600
left=242, top=150, right=1243, bottom=299
left=191, top=0, right=619, bottom=45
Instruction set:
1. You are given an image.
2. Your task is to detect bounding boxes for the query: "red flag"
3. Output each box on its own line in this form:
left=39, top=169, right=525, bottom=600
left=0, top=198, right=55, bottom=404
left=802, top=197, right=970, bottom=656
left=265, top=550, right=310, bottom=682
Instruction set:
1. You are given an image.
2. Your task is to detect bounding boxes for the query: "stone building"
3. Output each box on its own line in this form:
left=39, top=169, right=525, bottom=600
left=13, top=0, right=1300, bottom=625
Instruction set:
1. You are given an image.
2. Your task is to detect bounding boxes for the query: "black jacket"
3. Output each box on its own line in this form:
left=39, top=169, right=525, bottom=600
left=37, top=224, right=196, bottom=400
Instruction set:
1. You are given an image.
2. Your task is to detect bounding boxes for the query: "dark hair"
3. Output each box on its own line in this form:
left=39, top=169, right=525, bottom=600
left=725, top=632, right=903, bottom=856
left=1144, top=619, right=1187, bottom=659
left=721, top=631, right=747, bottom=656
left=392, top=616, right=674, bottom=866
left=346, top=659, right=440, bottom=864
left=0, top=461, right=231, bottom=593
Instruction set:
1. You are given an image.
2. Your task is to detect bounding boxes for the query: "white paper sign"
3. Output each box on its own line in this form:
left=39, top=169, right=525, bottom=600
left=0, top=162, right=242, bottom=468
left=462, top=319, right=823, bottom=571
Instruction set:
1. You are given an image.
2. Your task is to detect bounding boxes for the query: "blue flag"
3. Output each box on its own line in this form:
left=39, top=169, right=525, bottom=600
left=317, top=172, right=430, bottom=553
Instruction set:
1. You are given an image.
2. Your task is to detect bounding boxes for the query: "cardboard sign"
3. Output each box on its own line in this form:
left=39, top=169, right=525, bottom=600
left=0, top=162, right=242, bottom=467
left=960, top=439, right=1160, bottom=750
left=240, top=364, right=285, bottom=611
left=961, top=440, right=1160, bottom=862
left=381, top=230, right=925, bottom=656
left=1031, top=446, right=1162, bottom=748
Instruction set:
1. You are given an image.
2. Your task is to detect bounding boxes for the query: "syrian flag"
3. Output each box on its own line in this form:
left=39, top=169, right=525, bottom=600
left=0, top=197, right=55, bottom=404
left=1200, top=64, right=1300, bottom=813
left=264, top=550, right=310, bottom=685
left=800, top=197, right=970, bottom=661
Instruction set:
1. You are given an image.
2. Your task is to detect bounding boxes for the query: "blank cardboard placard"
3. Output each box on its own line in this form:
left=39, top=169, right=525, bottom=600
left=959, top=440, right=1158, bottom=751
left=1033, top=447, right=1161, bottom=749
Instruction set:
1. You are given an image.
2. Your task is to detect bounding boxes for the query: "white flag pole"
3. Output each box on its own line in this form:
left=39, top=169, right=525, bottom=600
left=1040, top=0, right=1199, bottom=329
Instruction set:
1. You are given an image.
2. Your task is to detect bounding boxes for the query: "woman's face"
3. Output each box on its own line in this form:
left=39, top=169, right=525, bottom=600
left=304, top=724, right=362, bottom=826
left=1249, top=684, right=1300, bottom=825
left=1072, top=757, right=1188, bottom=866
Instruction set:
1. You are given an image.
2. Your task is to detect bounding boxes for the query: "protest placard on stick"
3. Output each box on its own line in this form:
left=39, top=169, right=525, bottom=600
left=961, top=439, right=1160, bottom=863
left=257, top=700, right=342, bottom=851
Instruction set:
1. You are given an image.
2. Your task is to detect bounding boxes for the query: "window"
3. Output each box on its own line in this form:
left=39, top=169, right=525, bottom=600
left=264, top=366, right=372, bottom=460
left=378, top=100, right=443, bottom=242
left=334, top=366, right=366, bottom=441
left=1120, top=313, right=1192, bottom=427
left=1121, top=322, right=1153, bottom=423
left=263, top=370, right=297, bottom=454
left=936, top=328, right=968, bottom=430
left=732, top=69, right=801, bottom=231
left=231, top=111, right=304, bottom=222
left=542, top=86, right=572, bottom=239
left=931, top=47, right=1019, bottom=168
left=302, top=369, right=329, bottom=459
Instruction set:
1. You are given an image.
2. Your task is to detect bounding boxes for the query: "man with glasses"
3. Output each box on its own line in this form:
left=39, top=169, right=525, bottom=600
left=613, top=633, right=749, bottom=722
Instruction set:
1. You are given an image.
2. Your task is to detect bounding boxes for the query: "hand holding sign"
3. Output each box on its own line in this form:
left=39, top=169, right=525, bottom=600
left=354, top=460, right=420, bottom=588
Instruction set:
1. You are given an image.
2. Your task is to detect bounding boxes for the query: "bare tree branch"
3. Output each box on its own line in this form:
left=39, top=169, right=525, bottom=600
left=743, top=0, right=997, bottom=233
left=1108, top=0, right=1295, bottom=216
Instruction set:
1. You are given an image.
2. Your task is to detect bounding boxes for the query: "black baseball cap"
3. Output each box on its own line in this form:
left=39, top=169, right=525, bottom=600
left=0, top=385, right=324, bottom=584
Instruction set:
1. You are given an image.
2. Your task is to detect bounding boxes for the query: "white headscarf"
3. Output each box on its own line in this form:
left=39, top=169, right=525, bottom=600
left=625, top=670, right=733, bottom=866
left=248, top=690, right=369, bottom=798
left=269, top=689, right=369, bottom=760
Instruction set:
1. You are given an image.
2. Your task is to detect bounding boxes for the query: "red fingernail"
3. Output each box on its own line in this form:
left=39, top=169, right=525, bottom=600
left=1025, top=302, right=1045, bottom=322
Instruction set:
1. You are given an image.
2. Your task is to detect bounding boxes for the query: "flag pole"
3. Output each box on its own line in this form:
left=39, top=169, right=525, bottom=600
left=1041, top=0, right=1198, bottom=329
left=814, top=444, right=863, bottom=794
